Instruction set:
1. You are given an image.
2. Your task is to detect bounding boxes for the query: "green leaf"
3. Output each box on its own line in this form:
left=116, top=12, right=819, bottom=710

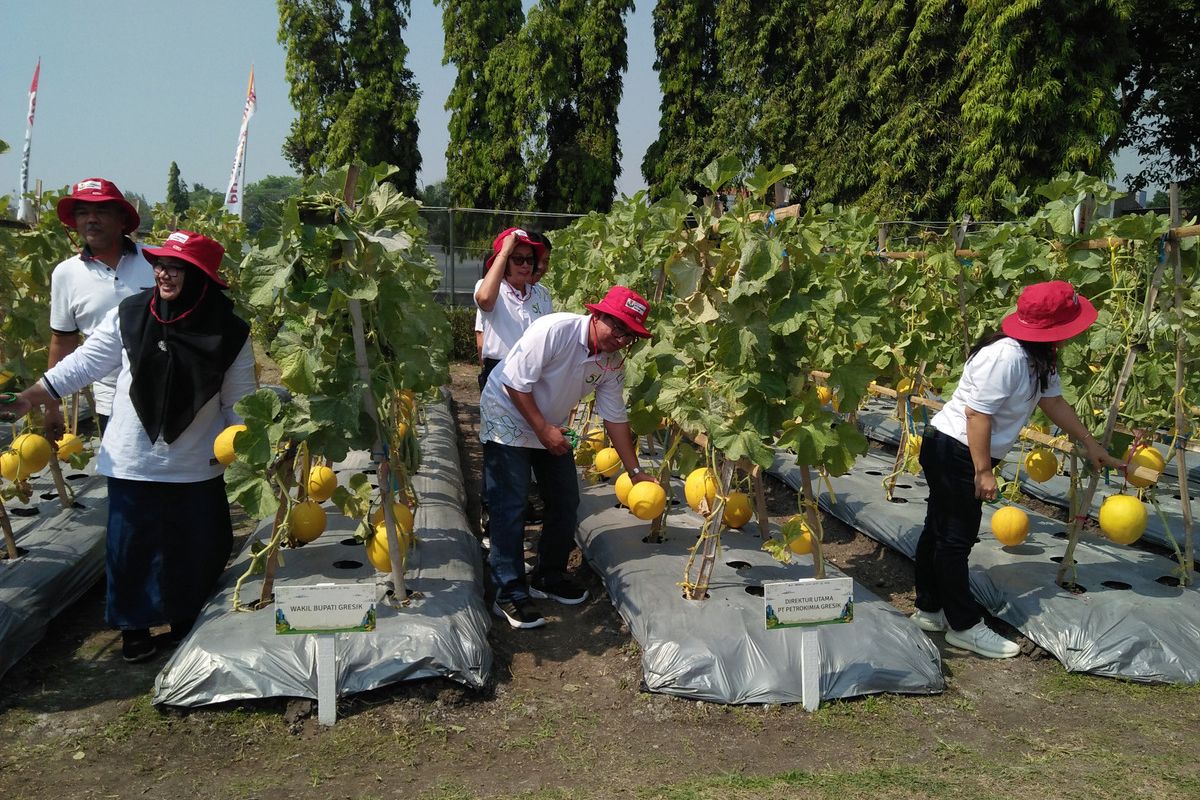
left=224, top=461, right=280, bottom=519
left=696, top=156, right=742, bottom=195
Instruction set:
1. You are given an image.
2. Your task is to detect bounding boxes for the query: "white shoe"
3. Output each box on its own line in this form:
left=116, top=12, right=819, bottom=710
left=910, top=608, right=947, bottom=632
left=945, top=621, right=1020, bottom=659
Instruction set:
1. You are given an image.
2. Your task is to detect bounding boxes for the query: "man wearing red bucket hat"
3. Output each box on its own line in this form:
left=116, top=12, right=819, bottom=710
left=46, top=178, right=154, bottom=435
left=4, top=230, right=255, bottom=663
left=479, top=285, right=655, bottom=629
left=911, top=280, right=1122, bottom=659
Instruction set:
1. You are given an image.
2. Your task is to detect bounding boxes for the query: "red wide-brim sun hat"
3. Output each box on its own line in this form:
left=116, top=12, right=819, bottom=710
left=585, top=285, right=653, bottom=338
left=484, top=227, right=547, bottom=271
left=143, top=231, right=229, bottom=288
left=1001, top=280, right=1098, bottom=342
left=55, top=177, right=141, bottom=234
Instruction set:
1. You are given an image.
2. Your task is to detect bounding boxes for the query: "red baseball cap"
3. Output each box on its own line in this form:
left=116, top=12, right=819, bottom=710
left=1001, top=281, right=1097, bottom=342
left=484, top=227, right=547, bottom=271
left=585, top=285, right=652, bottom=338
left=56, top=177, right=141, bottom=234
left=142, top=231, right=229, bottom=288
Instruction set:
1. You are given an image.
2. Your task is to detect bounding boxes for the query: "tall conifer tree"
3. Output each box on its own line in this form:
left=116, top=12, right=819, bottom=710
left=437, top=0, right=528, bottom=209
left=278, top=0, right=422, bottom=192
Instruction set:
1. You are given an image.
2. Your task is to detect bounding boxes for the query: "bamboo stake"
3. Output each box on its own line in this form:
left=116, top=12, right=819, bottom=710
left=1056, top=239, right=1172, bottom=587
left=0, top=497, right=18, bottom=560
left=750, top=466, right=770, bottom=538
left=338, top=167, right=406, bottom=601
left=798, top=463, right=826, bottom=580
left=1168, top=185, right=1194, bottom=583
left=954, top=216, right=972, bottom=362
left=258, top=479, right=290, bottom=606
left=44, top=457, right=72, bottom=510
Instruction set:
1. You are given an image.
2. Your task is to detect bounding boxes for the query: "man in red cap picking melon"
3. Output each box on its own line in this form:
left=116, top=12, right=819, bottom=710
left=479, top=285, right=657, bottom=629
left=46, top=178, right=155, bottom=437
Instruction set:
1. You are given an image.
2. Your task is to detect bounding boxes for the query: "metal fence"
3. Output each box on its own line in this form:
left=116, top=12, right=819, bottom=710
left=418, top=207, right=586, bottom=306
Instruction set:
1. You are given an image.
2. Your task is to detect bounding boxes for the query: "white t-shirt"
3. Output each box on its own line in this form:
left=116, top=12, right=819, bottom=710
left=42, top=306, right=257, bottom=483
left=474, top=278, right=552, bottom=360
left=479, top=313, right=627, bottom=448
left=49, top=241, right=156, bottom=415
left=930, top=337, right=1062, bottom=459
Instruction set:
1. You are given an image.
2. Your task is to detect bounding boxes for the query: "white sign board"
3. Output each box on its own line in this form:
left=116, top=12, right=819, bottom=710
left=275, top=582, right=377, bottom=635
left=764, top=576, right=854, bottom=629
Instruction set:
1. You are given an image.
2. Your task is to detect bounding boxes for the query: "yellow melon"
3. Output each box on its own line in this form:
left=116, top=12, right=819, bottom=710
left=990, top=506, right=1029, bottom=547
left=1099, top=494, right=1148, bottom=545
left=628, top=481, right=667, bottom=521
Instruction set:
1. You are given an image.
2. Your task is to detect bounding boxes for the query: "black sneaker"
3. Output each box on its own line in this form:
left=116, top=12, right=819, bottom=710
left=529, top=574, right=588, bottom=605
left=492, top=598, right=546, bottom=629
left=524, top=502, right=543, bottom=523
left=121, top=629, right=158, bottom=663
left=167, top=617, right=197, bottom=644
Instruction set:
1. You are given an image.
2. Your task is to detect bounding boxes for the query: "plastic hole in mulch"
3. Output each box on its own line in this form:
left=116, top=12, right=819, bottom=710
left=1005, top=544, right=1044, bottom=556
left=41, top=492, right=59, bottom=500
left=1173, top=493, right=1183, bottom=500
left=887, top=497, right=909, bottom=504
left=895, top=483, right=913, bottom=489
left=10, top=507, right=38, bottom=517
left=726, top=561, right=751, bottom=570
left=1101, top=580, right=1132, bottom=590
left=1051, top=530, right=1069, bottom=539
left=744, top=585, right=764, bottom=597
left=332, top=560, right=364, bottom=570
left=1157, top=576, right=1181, bottom=587
left=340, top=538, right=359, bottom=547
left=66, top=473, right=89, bottom=480
left=1062, top=582, right=1087, bottom=594
left=865, top=470, right=884, bottom=476
left=1050, top=556, right=1075, bottom=565
left=0, top=547, right=30, bottom=560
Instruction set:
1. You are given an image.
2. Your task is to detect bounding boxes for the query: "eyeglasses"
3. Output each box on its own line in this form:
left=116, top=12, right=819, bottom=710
left=152, top=262, right=183, bottom=277
left=508, top=254, right=536, bottom=266
left=606, top=315, right=635, bottom=342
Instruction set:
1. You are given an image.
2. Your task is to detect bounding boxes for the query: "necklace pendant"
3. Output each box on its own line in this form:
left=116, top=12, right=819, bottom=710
left=157, top=340, right=167, bottom=352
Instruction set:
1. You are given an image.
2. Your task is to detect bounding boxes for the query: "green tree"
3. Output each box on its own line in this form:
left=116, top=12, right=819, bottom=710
left=528, top=0, right=634, bottom=213
left=277, top=0, right=421, bottom=192
left=1116, top=0, right=1200, bottom=200
left=243, top=175, right=304, bottom=235
left=166, top=161, right=190, bottom=215
left=436, top=0, right=529, bottom=210
left=641, top=0, right=721, bottom=197
left=953, top=0, right=1131, bottom=214
left=189, top=183, right=224, bottom=208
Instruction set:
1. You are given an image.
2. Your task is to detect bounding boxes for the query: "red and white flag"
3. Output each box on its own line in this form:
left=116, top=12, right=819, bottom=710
left=17, top=59, right=41, bottom=224
left=224, top=67, right=257, bottom=218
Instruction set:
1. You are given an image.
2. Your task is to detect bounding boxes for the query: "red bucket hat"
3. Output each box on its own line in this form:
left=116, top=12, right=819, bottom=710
left=484, top=227, right=547, bottom=271
left=142, top=231, right=229, bottom=288
left=585, top=285, right=652, bottom=338
left=56, top=177, right=141, bottom=234
left=1001, top=281, right=1097, bottom=342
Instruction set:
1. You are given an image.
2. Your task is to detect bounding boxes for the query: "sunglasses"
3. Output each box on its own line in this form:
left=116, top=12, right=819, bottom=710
left=605, top=315, right=635, bottom=342
left=152, top=262, right=184, bottom=277
left=508, top=254, right=536, bottom=266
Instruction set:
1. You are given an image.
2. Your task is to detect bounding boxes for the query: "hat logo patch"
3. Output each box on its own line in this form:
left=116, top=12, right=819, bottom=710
left=76, top=180, right=102, bottom=192
left=167, top=232, right=190, bottom=245
left=625, top=298, right=647, bottom=317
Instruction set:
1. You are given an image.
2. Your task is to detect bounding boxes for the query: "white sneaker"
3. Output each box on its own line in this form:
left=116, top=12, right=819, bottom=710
left=910, top=608, right=947, bottom=632
left=945, top=621, right=1020, bottom=659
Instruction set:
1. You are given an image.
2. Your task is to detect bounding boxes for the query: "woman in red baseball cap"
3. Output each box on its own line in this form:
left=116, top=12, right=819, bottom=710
left=910, top=280, right=1121, bottom=659
left=2, top=231, right=255, bottom=663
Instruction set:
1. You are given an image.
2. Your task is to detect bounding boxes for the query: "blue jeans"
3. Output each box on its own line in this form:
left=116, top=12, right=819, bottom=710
left=914, top=426, right=998, bottom=631
left=483, top=442, right=580, bottom=602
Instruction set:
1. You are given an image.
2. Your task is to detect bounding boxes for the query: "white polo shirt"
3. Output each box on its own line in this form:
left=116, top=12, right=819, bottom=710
left=49, top=240, right=155, bottom=415
left=479, top=313, right=628, bottom=448
left=930, top=337, right=1062, bottom=459
left=474, top=278, right=552, bottom=360
left=42, top=306, right=256, bottom=483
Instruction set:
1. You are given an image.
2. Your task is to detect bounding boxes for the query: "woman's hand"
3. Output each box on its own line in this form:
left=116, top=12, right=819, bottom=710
left=498, top=231, right=519, bottom=258
left=974, top=468, right=998, bottom=501
left=0, top=392, right=31, bottom=422
left=42, top=403, right=66, bottom=444
left=1084, top=439, right=1121, bottom=472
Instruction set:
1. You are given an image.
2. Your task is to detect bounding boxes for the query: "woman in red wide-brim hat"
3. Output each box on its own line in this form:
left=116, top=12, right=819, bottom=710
left=909, top=281, right=1122, bottom=659
left=2, top=231, right=256, bottom=664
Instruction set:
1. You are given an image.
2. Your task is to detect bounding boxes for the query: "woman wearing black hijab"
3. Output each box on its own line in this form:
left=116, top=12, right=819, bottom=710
left=3, top=231, right=256, bottom=662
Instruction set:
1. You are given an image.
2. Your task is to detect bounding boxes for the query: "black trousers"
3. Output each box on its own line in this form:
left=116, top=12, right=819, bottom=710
left=914, top=426, right=998, bottom=632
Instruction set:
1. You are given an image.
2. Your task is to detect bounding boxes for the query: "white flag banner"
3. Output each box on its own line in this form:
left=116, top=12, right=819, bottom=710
left=17, top=59, right=41, bottom=225
left=224, top=67, right=257, bottom=218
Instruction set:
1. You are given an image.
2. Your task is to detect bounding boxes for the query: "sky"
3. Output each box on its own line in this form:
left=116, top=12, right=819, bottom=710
left=1, top=1, right=1150, bottom=210
left=0, top=0, right=659, bottom=206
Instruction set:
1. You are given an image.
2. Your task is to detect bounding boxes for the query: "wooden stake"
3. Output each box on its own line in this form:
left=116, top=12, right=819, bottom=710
left=1168, top=184, right=1194, bottom=583
left=750, top=466, right=769, bottom=538
left=798, top=463, right=826, bottom=580
left=0, top=497, right=18, bottom=560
